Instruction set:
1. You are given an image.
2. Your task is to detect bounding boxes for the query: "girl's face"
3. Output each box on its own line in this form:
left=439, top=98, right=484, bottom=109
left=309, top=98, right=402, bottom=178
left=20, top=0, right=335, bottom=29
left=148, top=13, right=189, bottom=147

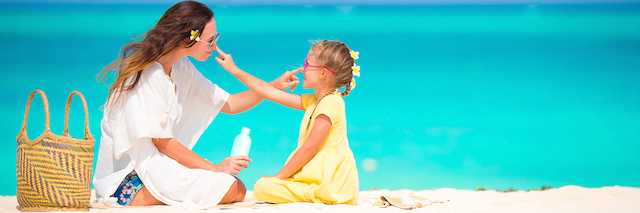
left=302, top=50, right=332, bottom=89
left=187, top=19, right=219, bottom=61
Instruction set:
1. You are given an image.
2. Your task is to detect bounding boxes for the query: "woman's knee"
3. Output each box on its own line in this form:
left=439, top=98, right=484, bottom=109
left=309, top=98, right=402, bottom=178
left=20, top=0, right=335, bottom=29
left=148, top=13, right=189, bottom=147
left=234, top=179, right=246, bottom=201
left=219, top=179, right=246, bottom=204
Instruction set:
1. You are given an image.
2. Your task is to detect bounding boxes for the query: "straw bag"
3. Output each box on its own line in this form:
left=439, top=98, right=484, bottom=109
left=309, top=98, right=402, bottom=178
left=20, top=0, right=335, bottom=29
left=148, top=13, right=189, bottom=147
left=16, top=89, right=94, bottom=211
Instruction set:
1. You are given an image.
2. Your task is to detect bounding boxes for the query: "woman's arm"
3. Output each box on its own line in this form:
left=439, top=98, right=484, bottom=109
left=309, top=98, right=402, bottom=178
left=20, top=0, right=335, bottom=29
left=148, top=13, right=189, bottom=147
left=152, top=138, right=250, bottom=175
left=273, top=115, right=332, bottom=179
left=215, top=48, right=304, bottom=110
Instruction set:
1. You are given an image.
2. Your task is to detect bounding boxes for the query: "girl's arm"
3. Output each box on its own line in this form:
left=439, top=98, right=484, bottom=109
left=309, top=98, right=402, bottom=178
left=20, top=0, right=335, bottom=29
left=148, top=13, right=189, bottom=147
left=215, top=48, right=304, bottom=110
left=274, top=115, right=332, bottom=179
left=222, top=70, right=301, bottom=114
left=151, top=138, right=250, bottom=175
left=221, top=90, right=263, bottom=114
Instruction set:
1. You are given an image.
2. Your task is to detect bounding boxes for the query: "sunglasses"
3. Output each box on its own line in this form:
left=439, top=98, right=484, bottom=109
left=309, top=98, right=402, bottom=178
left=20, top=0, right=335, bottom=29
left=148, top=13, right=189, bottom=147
left=303, top=57, right=335, bottom=74
left=204, top=32, right=220, bottom=50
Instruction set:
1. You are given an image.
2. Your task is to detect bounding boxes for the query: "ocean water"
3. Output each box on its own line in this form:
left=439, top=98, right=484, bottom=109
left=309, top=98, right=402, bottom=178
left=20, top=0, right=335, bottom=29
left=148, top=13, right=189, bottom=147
left=1, top=3, right=639, bottom=195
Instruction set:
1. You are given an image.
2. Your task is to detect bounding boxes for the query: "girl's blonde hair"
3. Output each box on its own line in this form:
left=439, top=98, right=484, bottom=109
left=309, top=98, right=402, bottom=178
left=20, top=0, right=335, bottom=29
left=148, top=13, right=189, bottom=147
left=97, top=1, right=213, bottom=105
left=311, top=40, right=356, bottom=96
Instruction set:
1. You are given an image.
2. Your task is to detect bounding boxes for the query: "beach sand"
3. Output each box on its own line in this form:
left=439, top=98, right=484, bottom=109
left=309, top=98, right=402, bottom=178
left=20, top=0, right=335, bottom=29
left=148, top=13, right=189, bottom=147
left=1, top=186, right=639, bottom=212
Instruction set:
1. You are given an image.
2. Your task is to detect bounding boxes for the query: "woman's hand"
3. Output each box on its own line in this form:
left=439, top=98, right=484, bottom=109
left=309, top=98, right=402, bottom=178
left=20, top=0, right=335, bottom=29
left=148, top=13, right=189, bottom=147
left=218, top=156, right=251, bottom=175
left=271, top=68, right=302, bottom=91
left=214, top=47, right=240, bottom=73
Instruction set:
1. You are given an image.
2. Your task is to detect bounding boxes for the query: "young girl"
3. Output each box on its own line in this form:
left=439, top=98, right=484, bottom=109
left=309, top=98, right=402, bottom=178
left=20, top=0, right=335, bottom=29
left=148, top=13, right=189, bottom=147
left=215, top=40, right=360, bottom=204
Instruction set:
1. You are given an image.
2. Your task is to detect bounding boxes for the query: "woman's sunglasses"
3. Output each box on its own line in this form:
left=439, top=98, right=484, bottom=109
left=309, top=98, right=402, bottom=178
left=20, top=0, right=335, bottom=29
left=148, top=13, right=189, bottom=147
left=205, top=32, right=220, bottom=50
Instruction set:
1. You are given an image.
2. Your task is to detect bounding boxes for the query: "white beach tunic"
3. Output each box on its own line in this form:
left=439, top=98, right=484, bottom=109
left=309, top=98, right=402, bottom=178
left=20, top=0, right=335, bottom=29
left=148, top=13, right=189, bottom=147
left=93, top=57, right=235, bottom=209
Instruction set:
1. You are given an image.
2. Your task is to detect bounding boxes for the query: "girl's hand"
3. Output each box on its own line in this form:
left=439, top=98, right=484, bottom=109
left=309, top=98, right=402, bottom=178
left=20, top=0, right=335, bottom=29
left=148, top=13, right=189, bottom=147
left=271, top=68, right=302, bottom=91
left=218, top=156, right=251, bottom=175
left=214, top=47, right=239, bottom=73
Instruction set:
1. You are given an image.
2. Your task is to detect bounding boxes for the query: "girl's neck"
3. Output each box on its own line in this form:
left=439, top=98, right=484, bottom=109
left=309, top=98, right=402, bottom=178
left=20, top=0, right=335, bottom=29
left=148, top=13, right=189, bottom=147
left=157, top=49, right=185, bottom=76
left=314, top=86, right=336, bottom=99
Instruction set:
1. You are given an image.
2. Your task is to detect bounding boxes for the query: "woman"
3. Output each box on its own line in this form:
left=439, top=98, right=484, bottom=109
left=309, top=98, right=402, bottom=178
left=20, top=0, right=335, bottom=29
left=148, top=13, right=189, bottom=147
left=93, top=1, right=299, bottom=209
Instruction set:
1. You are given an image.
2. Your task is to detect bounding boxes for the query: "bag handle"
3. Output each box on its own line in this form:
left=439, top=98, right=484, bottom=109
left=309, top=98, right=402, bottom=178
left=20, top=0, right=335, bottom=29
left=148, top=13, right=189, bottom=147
left=63, top=90, right=93, bottom=140
left=19, top=89, right=51, bottom=143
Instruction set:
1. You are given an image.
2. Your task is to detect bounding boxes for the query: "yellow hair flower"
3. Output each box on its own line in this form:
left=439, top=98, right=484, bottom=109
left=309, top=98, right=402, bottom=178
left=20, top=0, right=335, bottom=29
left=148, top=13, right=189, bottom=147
left=348, top=49, right=360, bottom=93
left=350, top=50, right=359, bottom=60
left=352, top=65, right=360, bottom=77
left=190, top=30, right=200, bottom=41
left=350, top=78, right=357, bottom=90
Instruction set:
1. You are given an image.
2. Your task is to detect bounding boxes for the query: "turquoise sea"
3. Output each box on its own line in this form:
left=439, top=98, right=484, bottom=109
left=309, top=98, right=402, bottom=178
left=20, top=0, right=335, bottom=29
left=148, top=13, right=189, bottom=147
left=1, top=2, right=639, bottom=195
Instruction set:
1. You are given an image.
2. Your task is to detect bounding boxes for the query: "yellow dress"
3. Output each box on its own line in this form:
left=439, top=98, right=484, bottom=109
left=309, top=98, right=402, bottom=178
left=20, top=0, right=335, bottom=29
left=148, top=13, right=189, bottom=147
left=253, top=93, right=359, bottom=204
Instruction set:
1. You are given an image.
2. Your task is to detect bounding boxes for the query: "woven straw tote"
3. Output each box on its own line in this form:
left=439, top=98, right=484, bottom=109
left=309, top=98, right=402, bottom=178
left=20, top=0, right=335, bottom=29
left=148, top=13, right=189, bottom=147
left=16, top=90, right=94, bottom=211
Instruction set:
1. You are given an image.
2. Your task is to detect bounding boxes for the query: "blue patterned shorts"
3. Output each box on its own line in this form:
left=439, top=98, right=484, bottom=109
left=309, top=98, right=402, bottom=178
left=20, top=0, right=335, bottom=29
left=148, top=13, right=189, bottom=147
left=111, top=171, right=144, bottom=206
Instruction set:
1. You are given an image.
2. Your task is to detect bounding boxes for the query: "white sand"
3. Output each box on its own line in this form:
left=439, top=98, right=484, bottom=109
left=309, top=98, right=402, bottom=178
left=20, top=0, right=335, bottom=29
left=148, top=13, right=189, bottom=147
left=1, top=186, right=639, bottom=213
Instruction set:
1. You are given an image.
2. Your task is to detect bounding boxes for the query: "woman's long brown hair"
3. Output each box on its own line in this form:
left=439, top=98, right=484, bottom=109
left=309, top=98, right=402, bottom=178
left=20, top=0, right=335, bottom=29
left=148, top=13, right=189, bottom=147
left=98, top=1, right=213, bottom=105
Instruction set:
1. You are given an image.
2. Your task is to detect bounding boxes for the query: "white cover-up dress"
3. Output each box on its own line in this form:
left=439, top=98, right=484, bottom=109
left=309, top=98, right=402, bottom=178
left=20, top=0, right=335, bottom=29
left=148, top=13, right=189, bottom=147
left=93, top=57, right=235, bottom=209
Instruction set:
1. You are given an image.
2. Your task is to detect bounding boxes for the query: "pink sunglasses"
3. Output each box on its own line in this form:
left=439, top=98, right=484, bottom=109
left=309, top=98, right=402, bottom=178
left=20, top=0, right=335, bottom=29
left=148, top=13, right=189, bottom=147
left=303, top=57, right=335, bottom=74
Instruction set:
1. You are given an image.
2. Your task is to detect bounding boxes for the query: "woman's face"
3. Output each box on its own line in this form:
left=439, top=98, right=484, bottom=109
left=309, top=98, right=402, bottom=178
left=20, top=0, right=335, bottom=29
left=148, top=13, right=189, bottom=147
left=188, top=19, right=218, bottom=61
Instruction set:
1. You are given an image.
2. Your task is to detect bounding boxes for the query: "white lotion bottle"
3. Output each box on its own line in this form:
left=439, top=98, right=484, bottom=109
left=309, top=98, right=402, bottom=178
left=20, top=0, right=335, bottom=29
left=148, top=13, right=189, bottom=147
left=230, top=127, right=252, bottom=157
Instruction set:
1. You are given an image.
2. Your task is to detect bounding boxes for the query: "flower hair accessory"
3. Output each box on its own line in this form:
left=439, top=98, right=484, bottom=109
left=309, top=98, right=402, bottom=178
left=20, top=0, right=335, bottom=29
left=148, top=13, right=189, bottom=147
left=189, top=29, right=201, bottom=42
left=349, top=50, right=360, bottom=90
left=350, top=50, right=359, bottom=60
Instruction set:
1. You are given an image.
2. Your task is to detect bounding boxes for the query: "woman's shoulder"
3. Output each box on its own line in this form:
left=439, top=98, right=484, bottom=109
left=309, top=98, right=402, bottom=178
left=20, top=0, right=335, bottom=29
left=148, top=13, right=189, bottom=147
left=139, top=62, right=173, bottom=88
left=173, top=56, right=207, bottom=85
left=174, top=56, right=197, bottom=76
